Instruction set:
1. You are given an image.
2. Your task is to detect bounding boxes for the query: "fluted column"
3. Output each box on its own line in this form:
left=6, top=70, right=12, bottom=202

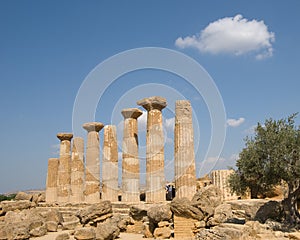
left=102, top=125, right=119, bottom=201
left=70, top=137, right=85, bottom=202
left=57, top=133, right=73, bottom=202
left=121, top=108, right=143, bottom=202
left=46, top=158, right=59, bottom=202
left=83, top=122, right=104, bottom=203
left=174, top=100, right=196, bottom=200
left=137, top=96, right=166, bottom=202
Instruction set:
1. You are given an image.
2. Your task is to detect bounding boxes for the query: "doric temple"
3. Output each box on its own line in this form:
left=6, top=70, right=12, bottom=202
left=45, top=96, right=198, bottom=203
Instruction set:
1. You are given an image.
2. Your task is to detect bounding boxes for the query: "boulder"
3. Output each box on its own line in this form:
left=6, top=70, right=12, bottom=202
left=147, top=204, right=172, bottom=223
left=74, top=227, right=96, bottom=240
left=5, top=222, right=30, bottom=240
left=76, top=201, right=112, bottom=224
left=29, top=222, right=47, bottom=237
left=192, top=185, right=222, bottom=217
left=196, top=228, right=230, bottom=240
left=46, top=221, right=58, bottom=232
left=37, top=192, right=46, bottom=203
left=15, top=192, right=33, bottom=201
left=255, top=200, right=284, bottom=223
left=0, top=223, right=7, bottom=240
left=170, top=197, right=204, bottom=220
left=1, top=200, right=33, bottom=214
left=212, top=223, right=250, bottom=240
left=45, top=209, right=63, bottom=224
left=96, top=220, right=120, bottom=240
left=153, top=227, right=172, bottom=239
left=129, top=204, right=148, bottom=221
left=207, top=203, right=233, bottom=226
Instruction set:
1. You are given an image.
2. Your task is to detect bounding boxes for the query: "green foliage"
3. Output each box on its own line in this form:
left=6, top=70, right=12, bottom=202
left=0, top=193, right=16, bottom=202
left=229, top=113, right=300, bottom=198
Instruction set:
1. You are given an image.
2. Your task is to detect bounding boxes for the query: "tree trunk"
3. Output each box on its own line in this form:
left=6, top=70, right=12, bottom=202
left=282, top=183, right=300, bottom=225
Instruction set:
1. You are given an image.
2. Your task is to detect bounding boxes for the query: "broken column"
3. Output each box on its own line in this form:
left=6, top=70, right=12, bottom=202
left=121, top=108, right=143, bottom=202
left=70, top=137, right=85, bottom=202
left=45, top=158, right=59, bottom=202
left=83, top=122, right=104, bottom=203
left=102, top=125, right=119, bottom=201
left=174, top=100, right=197, bottom=200
left=137, top=96, right=167, bottom=202
left=57, top=133, right=73, bottom=202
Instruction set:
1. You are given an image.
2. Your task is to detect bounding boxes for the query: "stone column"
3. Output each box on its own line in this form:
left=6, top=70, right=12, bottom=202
left=174, top=100, right=197, bottom=200
left=137, top=96, right=166, bottom=202
left=45, top=158, right=59, bottom=202
left=70, top=137, right=85, bottom=202
left=83, top=122, right=104, bottom=203
left=102, top=125, right=119, bottom=201
left=57, top=133, right=73, bottom=202
left=121, top=108, right=143, bottom=202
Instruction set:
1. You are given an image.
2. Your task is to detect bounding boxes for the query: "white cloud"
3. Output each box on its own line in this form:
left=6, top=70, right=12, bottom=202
left=164, top=117, right=175, bottom=132
left=138, top=111, right=147, bottom=132
left=175, top=14, right=275, bottom=59
left=227, top=117, right=245, bottom=127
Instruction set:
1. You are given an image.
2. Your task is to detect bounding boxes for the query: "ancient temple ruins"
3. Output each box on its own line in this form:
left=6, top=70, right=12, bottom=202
left=45, top=96, right=234, bottom=203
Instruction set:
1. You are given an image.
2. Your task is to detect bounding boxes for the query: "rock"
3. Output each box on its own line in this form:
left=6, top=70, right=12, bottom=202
left=196, top=229, right=230, bottom=240
left=212, top=223, right=251, bottom=239
left=96, top=220, right=120, bottom=240
left=288, top=232, right=300, bottom=239
left=170, top=197, right=204, bottom=220
left=255, top=200, right=284, bottom=223
left=192, top=185, right=222, bottom=217
left=29, top=222, right=47, bottom=237
left=264, top=219, right=284, bottom=231
left=45, top=209, right=63, bottom=224
left=77, top=201, right=112, bottom=224
left=15, top=192, right=33, bottom=201
left=46, top=221, right=58, bottom=232
left=227, top=199, right=268, bottom=220
left=147, top=204, right=172, bottom=223
left=129, top=204, right=148, bottom=221
left=117, top=216, right=130, bottom=232
left=142, top=223, right=153, bottom=238
left=5, top=222, right=30, bottom=240
left=194, top=220, right=206, bottom=229
left=158, top=221, right=170, bottom=228
left=0, top=223, right=7, bottom=240
left=153, top=227, right=172, bottom=239
left=1, top=200, right=33, bottom=214
left=62, top=220, right=80, bottom=230
left=207, top=203, right=233, bottom=226
left=74, top=227, right=96, bottom=240
left=56, top=233, right=70, bottom=240
left=37, top=192, right=46, bottom=202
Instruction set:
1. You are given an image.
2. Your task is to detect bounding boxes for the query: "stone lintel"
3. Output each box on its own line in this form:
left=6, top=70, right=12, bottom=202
left=121, top=108, right=143, bottom=119
left=57, top=133, right=73, bottom=141
left=137, top=96, right=167, bottom=111
left=82, top=122, right=104, bottom=132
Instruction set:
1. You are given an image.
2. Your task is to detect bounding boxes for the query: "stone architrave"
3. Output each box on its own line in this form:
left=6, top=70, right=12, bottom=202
left=102, top=125, right=119, bottom=201
left=57, top=133, right=73, bottom=202
left=174, top=100, right=197, bottom=200
left=121, top=108, right=143, bottom=202
left=83, top=122, right=104, bottom=203
left=45, top=158, right=59, bottom=202
left=70, top=137, right=85, bottom=202
left=137, top=96, right=167, bottom=202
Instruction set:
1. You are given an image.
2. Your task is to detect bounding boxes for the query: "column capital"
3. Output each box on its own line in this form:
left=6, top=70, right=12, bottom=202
left=137, top=96, right=167, bottom=111
left=82, top=122, right=104, bottom=132
left=121, top=108, right=143, bottom=119
left=57, top=133, right=73, bottom=141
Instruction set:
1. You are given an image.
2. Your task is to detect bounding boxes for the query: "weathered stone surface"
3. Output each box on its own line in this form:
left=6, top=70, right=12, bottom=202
left=173, top=215, right=198, bottom=239
left=227, top=199, right=268, bottom=220
left=29, top=222, right=47, bottom=237
left=1, top=200, right=33, bottom=214
left=212, top=223, right=250, bottom=240
left=142, top=223, right=153, bottom=238
left=62, top=220, right=80, bottom=230
left=74, top=227, right=96, bottom=240
left=147, top=204, right=172, bottom=223
left=174, top=100, right=197, bottom=200
left=5, top=222, right=30, bottom=240
left=77, top=201, right=112, bottom=224
left=0, top=223, right=7, bottom=240
left=196, top=229, right=230, bottom=240
left=56, top=232, right=70, bottom=240
left=192, top=185, right=222, bottom=217
left=153, top=226, right=172, bottom=239
left=96, top=220, right=120, bottom=240
left=83, top=122, right=104, bottom=203
left=207, top=203, right=233, bottom=226
left=46, top=158, right=59, bottom=203
left=137, top=96, right=166, bottom=202
left=15, top=192, right=33, bottom=201
left=170, top=197, right=204, bottom=220
left=102, top=125, right=119, bottom=202
left=255, top=200, right=284, bottom=223
left=121, top=109, right=142, bottom=202
left=45, top=209, right=63, bottom=224
left=46, top=221, right=58, bottom=232
left=37, top=192, right=46, bottom=203
left=129, top=204, right=149, bottom=221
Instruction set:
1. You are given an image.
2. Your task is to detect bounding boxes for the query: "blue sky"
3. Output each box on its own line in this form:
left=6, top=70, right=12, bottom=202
left=0, top=1, right=299, bottom=193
